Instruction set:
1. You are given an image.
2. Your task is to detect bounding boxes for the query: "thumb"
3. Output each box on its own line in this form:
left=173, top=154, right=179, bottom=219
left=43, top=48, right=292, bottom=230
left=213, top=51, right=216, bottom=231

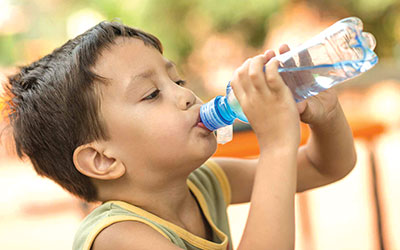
left=297, top=100, right=316, bottom=124
left=296, top=100, right=307, bottom=115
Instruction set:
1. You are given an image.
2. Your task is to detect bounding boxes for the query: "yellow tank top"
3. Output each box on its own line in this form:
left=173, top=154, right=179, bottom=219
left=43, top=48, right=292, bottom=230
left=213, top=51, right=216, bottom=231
left=73, top=160, right=233, bottom=250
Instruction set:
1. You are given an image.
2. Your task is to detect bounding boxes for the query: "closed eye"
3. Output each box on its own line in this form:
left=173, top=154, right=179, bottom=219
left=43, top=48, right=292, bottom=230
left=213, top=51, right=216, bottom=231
left=175, top=80, right=186, bottom=86
left=142, top=80, right=185, bottom=101
left=143, top=89, right=160, bottom=101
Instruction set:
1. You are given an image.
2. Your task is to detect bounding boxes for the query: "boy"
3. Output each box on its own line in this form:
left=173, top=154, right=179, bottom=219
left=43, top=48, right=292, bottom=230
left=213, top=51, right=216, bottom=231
left=3, top=21, right=356, bottom=250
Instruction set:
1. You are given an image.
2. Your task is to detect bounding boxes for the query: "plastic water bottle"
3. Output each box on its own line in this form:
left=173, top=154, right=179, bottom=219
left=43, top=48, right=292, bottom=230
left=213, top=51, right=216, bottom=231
left=200, top=17, right=378, bottom=144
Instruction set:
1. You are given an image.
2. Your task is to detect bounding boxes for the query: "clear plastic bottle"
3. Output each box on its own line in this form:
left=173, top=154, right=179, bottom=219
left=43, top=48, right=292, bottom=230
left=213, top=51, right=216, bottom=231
left=200, top=17, right=378, bottom=144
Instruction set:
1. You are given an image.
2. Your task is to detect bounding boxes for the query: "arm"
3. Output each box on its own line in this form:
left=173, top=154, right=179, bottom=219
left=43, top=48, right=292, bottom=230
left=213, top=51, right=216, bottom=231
left=285, top=42, right=356, bottom=191
left=227, top=50, right=300, bottom=249
left=215, top=44, right=356, bottom=204
left=296, top=92, right=356, bottom=192
left=215, top=45, right=357, bottom=250
left=238, top=146, right=297, bottom=250
left=214, top=96, right=356, bottom=204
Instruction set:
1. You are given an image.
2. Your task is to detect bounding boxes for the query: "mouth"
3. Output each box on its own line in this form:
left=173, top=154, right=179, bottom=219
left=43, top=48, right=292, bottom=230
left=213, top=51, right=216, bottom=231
left=195, top=113, right=213, bottom=133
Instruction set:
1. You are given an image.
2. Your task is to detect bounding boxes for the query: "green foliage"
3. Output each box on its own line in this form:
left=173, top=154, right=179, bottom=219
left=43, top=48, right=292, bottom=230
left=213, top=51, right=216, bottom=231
left=0, top=35, right=19, bottom=65
left=353, top=0, right=397, bottom=17
left=196, top=0, right=286, bottom=47
left=0, top=0, right=398, bottom=66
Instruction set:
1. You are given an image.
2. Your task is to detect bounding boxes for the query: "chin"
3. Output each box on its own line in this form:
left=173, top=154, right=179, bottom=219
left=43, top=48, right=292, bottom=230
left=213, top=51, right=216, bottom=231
left=198, top=135, right=218, bottom=159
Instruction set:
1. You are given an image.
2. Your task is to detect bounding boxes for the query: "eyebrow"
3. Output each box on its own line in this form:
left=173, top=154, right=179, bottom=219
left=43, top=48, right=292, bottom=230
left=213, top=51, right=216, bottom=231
left=125, top=61, right=176, bottom=97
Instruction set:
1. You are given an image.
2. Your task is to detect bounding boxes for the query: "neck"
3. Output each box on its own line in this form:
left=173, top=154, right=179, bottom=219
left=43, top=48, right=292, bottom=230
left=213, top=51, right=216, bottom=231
left=132, top=178, right=197, bottom=222
left=97, top=161, right=202, bottom=225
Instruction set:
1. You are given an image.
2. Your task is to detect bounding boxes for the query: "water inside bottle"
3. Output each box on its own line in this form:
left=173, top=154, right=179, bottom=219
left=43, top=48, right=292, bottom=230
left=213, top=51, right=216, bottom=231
left=226, top=90, right=248, bottom=122
left=277, top=22, right=378, bottom=102
left=200, top=17, right=378, bottom=133
left=278, top=50, right=377, bottom=102
left=278, top=30, right=378, bottom=102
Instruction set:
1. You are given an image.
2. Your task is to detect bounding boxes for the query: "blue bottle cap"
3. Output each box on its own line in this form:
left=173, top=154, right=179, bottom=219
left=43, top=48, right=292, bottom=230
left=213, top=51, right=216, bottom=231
left=200, top=96, right=234, bottom=131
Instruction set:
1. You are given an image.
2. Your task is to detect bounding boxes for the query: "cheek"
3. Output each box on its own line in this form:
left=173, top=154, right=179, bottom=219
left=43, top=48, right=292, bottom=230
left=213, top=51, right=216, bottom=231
left=145, top=116, right=187, bottom=142
left=137, top=119, right=190, bottom=161
left=104, top=101, right=189, bottom=153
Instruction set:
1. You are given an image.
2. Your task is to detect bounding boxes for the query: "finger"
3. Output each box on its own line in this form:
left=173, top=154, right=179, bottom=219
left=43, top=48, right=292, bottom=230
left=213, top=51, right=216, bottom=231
left=264, top=49, right=276, bottom=61
left=248, top=54, right=270, bottom=93
left=296, top=100, right=308, bottom=115
left=278, top=44, right=303, bottom=96
left=263, top=50, right=276, bottom=72
left=279, top=44, right=291, bottom=55
left=230, top=58, right=251, bottom=100
left=238, top=58, right=253, bottom=94
left=265, top=59, right=287, bottom=92
left=297, top=49, right=316, bottom=87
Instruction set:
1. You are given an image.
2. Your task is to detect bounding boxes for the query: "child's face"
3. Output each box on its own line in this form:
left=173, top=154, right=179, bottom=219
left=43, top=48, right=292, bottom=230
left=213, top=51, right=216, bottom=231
left=92, top=37, right=217, bottom=173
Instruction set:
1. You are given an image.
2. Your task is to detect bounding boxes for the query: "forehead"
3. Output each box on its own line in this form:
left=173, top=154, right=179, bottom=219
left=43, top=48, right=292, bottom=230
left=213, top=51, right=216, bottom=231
left=92, top=37, right=166, bottom=83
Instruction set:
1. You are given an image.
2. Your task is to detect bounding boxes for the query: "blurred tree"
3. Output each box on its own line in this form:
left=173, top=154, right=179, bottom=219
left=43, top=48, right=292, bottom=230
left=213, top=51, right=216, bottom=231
left=0, top=0, right=398, bottom=66
left=301, top=0, right=400, bottom=58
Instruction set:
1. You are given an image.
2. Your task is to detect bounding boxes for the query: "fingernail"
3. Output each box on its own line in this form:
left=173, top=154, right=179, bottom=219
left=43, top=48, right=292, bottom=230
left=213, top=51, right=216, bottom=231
left=264, top=49, right=272, bottom=55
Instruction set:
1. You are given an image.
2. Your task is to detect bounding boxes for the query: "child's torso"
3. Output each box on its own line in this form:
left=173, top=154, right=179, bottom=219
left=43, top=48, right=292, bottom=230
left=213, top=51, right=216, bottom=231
left=73, top=160, right=233, bottom=250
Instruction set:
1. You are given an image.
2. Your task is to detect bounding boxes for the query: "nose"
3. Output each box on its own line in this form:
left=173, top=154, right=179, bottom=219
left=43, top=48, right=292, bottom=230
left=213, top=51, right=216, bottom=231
left=176, top=85, right=196, bottom=110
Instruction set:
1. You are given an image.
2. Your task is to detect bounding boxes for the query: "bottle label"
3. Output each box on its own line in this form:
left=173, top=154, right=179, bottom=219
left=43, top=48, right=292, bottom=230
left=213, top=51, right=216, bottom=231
left=216, top=125, right=233, bottom=144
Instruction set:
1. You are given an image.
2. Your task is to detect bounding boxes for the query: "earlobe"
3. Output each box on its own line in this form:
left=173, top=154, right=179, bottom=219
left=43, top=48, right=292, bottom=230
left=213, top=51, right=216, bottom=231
left=73, top=143, right=125, bottom=180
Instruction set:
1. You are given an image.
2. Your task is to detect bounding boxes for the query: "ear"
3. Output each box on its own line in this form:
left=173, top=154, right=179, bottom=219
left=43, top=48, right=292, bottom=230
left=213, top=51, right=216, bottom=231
left=73, top=143, right=125, bottom=180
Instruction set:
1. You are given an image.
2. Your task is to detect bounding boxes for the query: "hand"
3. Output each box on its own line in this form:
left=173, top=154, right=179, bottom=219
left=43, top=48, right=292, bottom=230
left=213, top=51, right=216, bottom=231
left=296, top=89, right=339, bottom=126
left=230, top=50, right=301, bottom=150
left=278, top=44, right=340, bottom=127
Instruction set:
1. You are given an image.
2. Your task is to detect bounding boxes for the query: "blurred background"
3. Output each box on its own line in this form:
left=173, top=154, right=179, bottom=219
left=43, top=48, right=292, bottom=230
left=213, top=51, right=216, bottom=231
left=0, top=0, right=400, bottom=249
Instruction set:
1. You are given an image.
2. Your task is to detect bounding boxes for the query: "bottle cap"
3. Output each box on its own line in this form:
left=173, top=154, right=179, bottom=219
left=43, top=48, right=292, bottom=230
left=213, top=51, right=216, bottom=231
left=200, top=96, right=234, bottom=131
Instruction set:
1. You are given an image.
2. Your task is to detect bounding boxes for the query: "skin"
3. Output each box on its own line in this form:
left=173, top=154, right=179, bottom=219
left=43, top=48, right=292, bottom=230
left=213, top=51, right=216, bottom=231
left=217, top=46, right=357, bottom=250
left=74, top=37, right=218, bottom=243
left=74, top=38, right=356, bottom=250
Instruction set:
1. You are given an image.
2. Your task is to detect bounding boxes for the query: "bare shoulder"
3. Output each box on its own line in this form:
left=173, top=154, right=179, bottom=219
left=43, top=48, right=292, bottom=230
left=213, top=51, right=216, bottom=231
left=92, top=220, right=182, bottom=250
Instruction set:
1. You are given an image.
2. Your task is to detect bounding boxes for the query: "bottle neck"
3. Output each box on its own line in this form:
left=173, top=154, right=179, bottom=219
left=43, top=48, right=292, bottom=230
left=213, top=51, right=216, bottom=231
left=200, top=95, right=236, bottom=131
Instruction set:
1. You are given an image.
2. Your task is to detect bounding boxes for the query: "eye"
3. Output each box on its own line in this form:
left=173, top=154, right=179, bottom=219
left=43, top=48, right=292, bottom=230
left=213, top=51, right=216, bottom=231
left=143, top=89, right=160, bottom=101
left=175, top=80, right=186, bottom=86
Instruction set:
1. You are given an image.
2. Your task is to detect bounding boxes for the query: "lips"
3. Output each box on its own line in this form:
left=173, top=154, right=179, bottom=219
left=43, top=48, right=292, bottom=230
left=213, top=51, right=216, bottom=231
left=196, top=113, right=212, bottom=133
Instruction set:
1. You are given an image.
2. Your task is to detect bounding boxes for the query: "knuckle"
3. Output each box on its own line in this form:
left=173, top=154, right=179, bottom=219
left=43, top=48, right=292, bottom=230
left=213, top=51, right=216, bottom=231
left=232, top=70, right=241, bottom=81
left=249, top=71, right=259, bottom=81
left=267, top=74, right=278, bottom=83
left=238, top=69, right=246, bottom=77
left=237, top=68, right=247, bottom=79
left=229, top=80, right=238, bottom=91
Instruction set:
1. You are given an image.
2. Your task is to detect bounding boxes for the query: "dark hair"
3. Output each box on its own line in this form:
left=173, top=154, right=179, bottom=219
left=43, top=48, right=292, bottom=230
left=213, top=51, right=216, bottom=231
left=2, top=21, right=163, bottom=202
